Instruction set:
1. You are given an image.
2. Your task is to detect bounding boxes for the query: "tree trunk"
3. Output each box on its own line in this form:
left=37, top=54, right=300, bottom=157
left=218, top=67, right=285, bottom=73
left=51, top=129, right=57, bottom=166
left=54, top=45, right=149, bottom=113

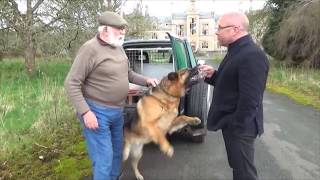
left=24, top=0, right=36, bottom=75
left=24, top=37, right=35, bottom=74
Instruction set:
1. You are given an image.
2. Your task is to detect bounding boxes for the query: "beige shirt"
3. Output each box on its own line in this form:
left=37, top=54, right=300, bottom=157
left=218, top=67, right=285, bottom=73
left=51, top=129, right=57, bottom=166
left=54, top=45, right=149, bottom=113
left=64, top=35, right=147, bottom=114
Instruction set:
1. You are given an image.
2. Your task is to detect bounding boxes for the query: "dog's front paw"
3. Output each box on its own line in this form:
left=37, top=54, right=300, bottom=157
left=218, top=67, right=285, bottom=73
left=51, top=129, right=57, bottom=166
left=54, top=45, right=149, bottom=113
left=165, top=146, right=174, bottom=158
left=161, top=144, right=174, bottom=158
left=190, top=117, right=201, bottom=126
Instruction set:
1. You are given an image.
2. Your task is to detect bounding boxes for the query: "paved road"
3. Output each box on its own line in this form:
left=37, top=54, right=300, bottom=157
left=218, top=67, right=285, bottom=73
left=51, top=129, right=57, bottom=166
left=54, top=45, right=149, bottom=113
left=121, top=92, right=320, bottom=180
left=121, top=59, right=320, bottom=180
left=257, top=92, right=320, bottom=180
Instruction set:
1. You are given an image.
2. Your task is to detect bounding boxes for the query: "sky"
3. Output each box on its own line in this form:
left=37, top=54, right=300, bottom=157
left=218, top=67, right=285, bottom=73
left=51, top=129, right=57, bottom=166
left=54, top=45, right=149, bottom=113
left=16, top=0, right=266, bottom=18
left=122, top=0, right=267, bottom=17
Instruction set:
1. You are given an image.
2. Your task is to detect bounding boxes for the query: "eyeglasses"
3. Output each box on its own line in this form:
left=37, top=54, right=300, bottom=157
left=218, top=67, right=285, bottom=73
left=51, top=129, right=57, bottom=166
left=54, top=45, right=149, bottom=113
left=214, top=25, right=236, bottom=32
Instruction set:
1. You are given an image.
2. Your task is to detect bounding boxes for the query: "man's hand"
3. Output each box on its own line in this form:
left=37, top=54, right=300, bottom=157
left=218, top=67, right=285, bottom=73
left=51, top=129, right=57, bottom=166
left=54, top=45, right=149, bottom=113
left=199, top=65, right=216, bottom=79
left=146, top=78, right=159, bottom=87
left=83, top=110, right=99, bottom=130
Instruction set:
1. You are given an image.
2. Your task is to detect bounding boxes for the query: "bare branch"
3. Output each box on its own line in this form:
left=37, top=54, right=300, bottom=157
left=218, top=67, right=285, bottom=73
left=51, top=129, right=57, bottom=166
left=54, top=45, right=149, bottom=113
left=8, top=0, right=21, bottom=15
left=32, top=0, right=45, bottom=13
left=5, top=0, right=23, bottom=31
left=34, top=7, right=69, bottom=35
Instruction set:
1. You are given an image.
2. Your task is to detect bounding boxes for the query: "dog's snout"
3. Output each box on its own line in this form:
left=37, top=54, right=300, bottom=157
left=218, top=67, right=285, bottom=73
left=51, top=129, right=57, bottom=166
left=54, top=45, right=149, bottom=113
left=185, top=65, right=203, bottom=89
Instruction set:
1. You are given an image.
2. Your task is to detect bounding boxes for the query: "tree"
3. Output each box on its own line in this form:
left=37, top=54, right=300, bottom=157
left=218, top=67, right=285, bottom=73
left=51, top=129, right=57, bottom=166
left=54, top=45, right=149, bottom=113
left=0, top=27, right=23, bottom=60
left=262, top=0, right=299, bottom=59
left=0, top=0, right=126, bottom=74
left=262, top=0, right=320, bottom=67
left=275, top=0, right=320, bottom=67
left=124, top=1, right=156, bottom=39
left=247, top=9, right=268, bottom=45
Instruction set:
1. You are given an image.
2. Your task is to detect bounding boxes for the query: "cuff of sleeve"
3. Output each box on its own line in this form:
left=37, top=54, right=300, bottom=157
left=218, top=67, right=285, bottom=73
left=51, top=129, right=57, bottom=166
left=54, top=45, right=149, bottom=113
left=77, top=103, right=90, bottom=116
left=204, top=70, right=216, bottom=83
left=81, top=110, right=89, bottom=116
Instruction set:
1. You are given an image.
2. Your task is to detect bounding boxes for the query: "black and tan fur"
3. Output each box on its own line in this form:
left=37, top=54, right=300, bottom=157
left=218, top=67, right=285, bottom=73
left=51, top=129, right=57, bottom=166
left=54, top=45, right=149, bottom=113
left=123, top=68, right=201, bottom=180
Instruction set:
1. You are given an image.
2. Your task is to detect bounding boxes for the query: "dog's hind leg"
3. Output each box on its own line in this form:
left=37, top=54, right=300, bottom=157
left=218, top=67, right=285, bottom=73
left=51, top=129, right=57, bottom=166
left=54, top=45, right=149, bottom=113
left=147, top=125, right=174, bottom=157
left=131, top=143, right=144, bottom=180
left=123, top=140, right=131, bottom=161
left=123, top=129, right=131, bottom=161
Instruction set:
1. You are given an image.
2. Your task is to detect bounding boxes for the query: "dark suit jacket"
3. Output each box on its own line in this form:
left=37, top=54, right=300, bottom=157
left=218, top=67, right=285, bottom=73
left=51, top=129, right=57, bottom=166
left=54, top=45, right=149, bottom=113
left=206, top=35, right=269, bottom=136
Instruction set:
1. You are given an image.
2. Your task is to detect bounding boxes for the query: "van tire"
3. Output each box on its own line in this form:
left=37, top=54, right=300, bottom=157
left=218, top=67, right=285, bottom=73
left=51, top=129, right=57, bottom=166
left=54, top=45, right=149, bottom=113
left=184, top=81, right=208, bottom=143
left=185, top=81, right=208, bottom=128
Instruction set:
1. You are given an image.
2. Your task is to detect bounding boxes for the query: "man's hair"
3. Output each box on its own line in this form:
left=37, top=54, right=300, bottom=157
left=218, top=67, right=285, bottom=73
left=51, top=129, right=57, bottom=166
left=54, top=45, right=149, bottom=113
left=98, top=25, right=107, bottom=33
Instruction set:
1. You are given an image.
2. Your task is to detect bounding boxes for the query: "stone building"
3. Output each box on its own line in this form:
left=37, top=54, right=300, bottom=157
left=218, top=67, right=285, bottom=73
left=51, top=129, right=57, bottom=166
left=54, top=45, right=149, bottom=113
left=146, top=0, right=224, bottom=53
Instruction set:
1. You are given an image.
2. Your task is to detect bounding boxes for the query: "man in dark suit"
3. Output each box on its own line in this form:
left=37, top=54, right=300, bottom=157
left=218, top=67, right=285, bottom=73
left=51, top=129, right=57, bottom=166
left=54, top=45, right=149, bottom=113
left=200, top=12, right=269, bottom=180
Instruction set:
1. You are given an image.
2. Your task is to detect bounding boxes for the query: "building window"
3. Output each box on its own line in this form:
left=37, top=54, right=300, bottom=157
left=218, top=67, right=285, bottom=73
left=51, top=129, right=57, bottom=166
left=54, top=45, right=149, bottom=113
left=152, top=32, right=158, bottom=39
left=190, top=18, right=196, bottom=35
left=202, top=24, right=209, bottom=35
left=202, top=41, right=208, bottom=49
left=177, top=25, right=185, bottom=37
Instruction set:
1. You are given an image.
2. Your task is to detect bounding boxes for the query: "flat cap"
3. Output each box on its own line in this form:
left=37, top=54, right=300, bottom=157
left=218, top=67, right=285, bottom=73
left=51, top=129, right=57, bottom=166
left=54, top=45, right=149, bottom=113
left=98, top=11, right=128, bottom=28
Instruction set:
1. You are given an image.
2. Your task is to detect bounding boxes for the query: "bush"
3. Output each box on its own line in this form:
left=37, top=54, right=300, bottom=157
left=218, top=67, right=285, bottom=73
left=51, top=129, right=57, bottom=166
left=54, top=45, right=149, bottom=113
left=262, top=0, right=320, bottom=68
left=275, top=0, right=320, bottom=67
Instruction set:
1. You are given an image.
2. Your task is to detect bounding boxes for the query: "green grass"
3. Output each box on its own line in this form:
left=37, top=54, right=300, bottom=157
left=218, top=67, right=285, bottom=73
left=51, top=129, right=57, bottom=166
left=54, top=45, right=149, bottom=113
left=0, top=58, right=90, bottom=179
left=267, top=60, right=320, bottom=109
left=0, top=59, right=70, bottom=131
left=211, top=53, right=225, bottom=64
left=54, top=141, right=91, bottom=179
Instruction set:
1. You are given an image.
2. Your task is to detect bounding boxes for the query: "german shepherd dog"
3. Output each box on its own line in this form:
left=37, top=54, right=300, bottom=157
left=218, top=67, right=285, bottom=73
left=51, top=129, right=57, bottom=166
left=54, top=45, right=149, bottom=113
left=123, top=67, right=202, bottom=180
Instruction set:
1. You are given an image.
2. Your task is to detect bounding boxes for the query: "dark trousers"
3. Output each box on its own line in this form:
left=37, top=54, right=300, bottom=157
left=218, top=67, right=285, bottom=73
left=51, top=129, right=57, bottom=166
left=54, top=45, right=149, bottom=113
left=222, top=128, right=258, bottom=180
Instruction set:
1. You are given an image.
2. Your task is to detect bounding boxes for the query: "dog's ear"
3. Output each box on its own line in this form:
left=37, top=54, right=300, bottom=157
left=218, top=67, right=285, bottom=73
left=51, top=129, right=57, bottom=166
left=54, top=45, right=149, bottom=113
left=167, top=72, right=178, bottom=81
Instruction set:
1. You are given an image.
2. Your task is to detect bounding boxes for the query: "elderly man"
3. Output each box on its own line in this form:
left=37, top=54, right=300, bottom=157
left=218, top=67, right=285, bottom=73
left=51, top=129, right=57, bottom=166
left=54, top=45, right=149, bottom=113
left=200, top=12, right=269, bottom=180
left=64, top=11, right=158, bottom=180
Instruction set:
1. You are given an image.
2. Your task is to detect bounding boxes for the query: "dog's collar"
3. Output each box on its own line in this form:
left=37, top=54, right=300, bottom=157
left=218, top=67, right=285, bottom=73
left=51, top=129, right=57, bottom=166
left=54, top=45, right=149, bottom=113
left=159, top=82, right=181, bottom=99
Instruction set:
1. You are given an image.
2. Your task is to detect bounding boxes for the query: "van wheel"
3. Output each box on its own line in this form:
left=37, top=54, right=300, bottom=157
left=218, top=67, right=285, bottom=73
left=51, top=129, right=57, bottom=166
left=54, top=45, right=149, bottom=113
left=185, top=81, right=208, bottom=129
left=185, top=81, right=208, bottom=143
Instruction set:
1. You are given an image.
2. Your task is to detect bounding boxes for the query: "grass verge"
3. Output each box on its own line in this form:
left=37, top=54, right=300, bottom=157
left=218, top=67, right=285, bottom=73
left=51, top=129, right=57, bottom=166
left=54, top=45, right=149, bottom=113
left=267, top=60, right=320, bottom=110
left=0, top=58, right=90, bottom=179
